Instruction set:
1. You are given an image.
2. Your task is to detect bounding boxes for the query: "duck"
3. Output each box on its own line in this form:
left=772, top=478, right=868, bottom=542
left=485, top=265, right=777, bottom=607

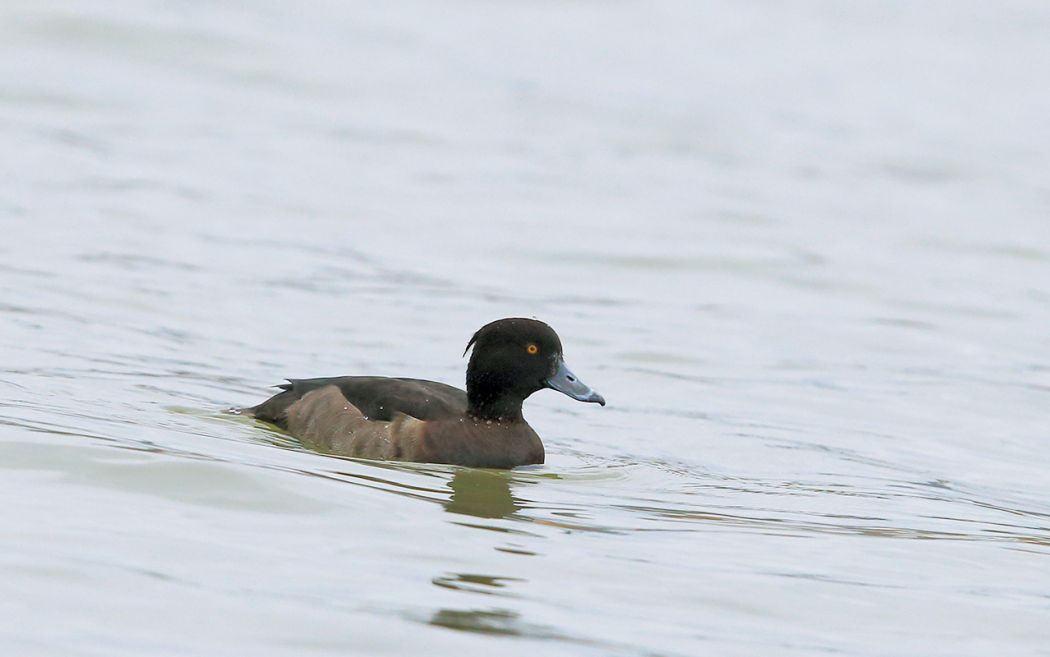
left=242, top=318, right=605, bottom=468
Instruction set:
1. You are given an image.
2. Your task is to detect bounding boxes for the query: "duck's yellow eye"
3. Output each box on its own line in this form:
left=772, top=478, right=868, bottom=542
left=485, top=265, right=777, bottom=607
left=526, top=344, right=539, bottom=355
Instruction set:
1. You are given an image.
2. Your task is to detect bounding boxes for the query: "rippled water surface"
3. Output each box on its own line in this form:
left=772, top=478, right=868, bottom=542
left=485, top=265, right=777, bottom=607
left=2, top=2, right=1050, bottom=655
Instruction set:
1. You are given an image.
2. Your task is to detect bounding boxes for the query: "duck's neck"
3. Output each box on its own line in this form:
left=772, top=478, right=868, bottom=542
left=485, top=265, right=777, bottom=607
left=466, top=379, right=526, bottom=422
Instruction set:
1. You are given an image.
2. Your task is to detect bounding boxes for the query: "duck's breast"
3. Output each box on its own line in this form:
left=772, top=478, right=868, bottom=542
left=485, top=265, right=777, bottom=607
left=420, top=418, right=545, bottom=468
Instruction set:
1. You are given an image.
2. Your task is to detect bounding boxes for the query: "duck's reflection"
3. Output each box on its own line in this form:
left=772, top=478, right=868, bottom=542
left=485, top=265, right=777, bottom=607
left=443, top=469, right=521, bottom=519
left=428, top=608, right=521, bottom=636
left=429, top=472, right=570, bottom=640
left=428, top=607, right=565, bottom=640
left=432, top=572, right=522, bottom=595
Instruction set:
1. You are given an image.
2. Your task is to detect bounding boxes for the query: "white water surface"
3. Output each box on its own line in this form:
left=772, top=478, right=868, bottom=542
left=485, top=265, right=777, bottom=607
left=1, top=1, right=1049, bottom=655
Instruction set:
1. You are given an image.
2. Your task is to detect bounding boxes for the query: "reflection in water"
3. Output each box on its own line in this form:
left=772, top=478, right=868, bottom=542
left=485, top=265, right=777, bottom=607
left=432, top=572, right=523, bottom=596
left=429, top=474, right=544, bottom=640
left=430, top=608, right=520, bottom=636
left=444, top=469, right=521, bottom=519
left=428, top=608, right=566, bottom=640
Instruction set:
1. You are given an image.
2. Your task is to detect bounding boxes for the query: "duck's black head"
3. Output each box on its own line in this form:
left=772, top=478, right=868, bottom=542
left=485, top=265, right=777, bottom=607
left=463, top=318, right=605, bottom=420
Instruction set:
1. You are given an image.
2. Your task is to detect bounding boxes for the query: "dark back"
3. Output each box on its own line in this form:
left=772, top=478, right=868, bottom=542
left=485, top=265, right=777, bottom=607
left=250, top=376, right=468, bottom=427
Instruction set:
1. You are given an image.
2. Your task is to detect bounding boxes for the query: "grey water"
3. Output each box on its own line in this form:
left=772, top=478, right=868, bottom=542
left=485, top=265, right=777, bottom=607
left=2, top=1, right=1049, bottom=655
